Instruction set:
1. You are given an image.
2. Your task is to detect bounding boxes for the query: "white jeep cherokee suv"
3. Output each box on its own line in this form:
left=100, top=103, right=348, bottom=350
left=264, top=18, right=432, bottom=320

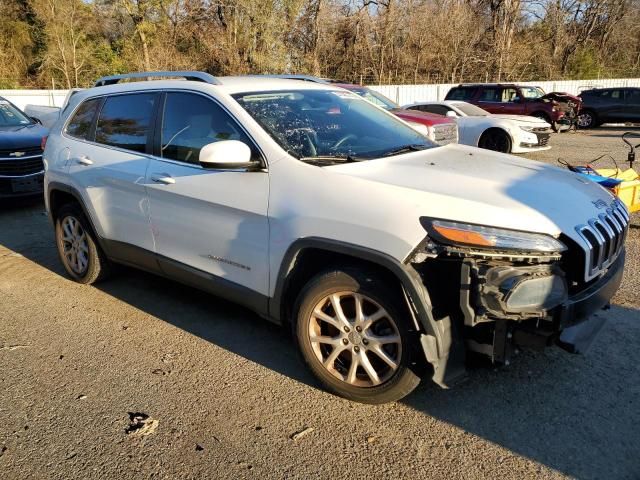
left=44, top=72, right=628, bottom=404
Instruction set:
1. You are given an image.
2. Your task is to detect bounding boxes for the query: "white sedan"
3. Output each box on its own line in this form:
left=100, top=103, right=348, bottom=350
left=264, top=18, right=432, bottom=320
left=403, top=100, right=552, bottom=153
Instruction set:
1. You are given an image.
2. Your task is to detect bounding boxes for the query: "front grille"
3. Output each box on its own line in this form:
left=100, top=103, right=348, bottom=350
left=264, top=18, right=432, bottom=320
left=0, top=147, right=42, bottom=159
left=0, top=157, right=44, bottom=176
left=576, top=200, right=629, bottom=281
left=536, top=132, right=550, bottom=146
left=433, top=124, right=458, bottom=145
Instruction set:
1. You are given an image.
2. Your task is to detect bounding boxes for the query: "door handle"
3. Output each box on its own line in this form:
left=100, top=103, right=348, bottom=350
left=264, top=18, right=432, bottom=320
left=75, top=155, right=93, bottom=166
left=151, top=174, right=175, bottom=185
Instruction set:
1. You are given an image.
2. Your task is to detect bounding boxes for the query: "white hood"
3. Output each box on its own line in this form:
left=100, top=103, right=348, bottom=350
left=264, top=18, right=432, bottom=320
left=490, top=114, right=551, bottom=126
left=328, top=144, right=615, bottom=242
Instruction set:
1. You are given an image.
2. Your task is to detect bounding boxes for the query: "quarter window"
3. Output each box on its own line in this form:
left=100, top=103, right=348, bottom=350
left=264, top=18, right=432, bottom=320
left=95, top=93, right=157, bottom=153
left=160, top=92, right=254, bottom=164
left=66, top=98, right=100, bottom=140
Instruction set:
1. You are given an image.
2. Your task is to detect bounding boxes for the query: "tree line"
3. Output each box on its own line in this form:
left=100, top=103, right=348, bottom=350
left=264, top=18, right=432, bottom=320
left=0, top=0, right=638, bottom=89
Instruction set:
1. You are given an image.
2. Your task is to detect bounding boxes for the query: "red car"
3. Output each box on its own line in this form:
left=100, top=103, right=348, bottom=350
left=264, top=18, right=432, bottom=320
left=445, top=84, right=582, bottom=131
left=334, top=84, right=458, bottom=145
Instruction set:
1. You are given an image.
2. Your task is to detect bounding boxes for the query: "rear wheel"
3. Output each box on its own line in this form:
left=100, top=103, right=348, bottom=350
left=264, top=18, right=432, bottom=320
left=294, top=269, right=421, bottom=404
left=478, top=129, right=512, bottom=153
left=55, top=204, right=111, bottom=284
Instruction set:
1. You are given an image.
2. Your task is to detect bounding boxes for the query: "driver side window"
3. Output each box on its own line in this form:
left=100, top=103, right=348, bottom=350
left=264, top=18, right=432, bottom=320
left=160, top=92, right=255, bottom=165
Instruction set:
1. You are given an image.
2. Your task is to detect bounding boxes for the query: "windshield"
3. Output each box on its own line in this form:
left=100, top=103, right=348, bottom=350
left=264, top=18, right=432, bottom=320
left=521, top=87, right=545, bottom=99
left=453, top=102, right=490, bottom=116
left=233, top=89, right=436, bottom=161
left=0, top=99, right=33, bottom=127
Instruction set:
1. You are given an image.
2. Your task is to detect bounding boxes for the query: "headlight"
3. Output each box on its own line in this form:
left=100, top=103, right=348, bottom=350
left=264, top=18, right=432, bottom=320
left=422, top=219, right=567, bottom=253
left=520, top=126, right=535, bottom=132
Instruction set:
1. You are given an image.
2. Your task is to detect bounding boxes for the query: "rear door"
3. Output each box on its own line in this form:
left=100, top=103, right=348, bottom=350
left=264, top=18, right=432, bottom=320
left=66, top=92, right=158, bottom=253
left=474, top=87, right=504, bottom=114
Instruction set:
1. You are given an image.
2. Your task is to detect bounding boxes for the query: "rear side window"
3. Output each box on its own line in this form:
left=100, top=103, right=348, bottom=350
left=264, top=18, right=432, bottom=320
left=478, top=88, right=500, bottom=102
left=628, top=89, right=640, bottom=104
left=446, top=87, right=476, bottom=101
left=66, top=98, right=100, bottom=140
left=410, top=104, right=449, bottom=116
left=95, top=93, right=157, bottom=153
left=160, top=92, right=255, bottom=164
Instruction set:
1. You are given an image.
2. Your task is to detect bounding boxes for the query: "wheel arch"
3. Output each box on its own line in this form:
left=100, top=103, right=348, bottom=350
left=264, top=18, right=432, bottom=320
left=47, top=182, right=104, bottom=249
left=477, top=127, right=513, bottom=148
left=270, top=238, right=464, bottom=387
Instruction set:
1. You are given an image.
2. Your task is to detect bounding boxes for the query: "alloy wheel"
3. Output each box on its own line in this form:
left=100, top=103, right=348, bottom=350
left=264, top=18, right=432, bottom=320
left=60, top=216, right=89, bottom=275
left=577, top=112, right=593, bottom=128
left=307, top=291, right=402, bottom=387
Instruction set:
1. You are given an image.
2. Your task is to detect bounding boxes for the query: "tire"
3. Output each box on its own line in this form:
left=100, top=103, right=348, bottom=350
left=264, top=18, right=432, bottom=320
left=478, top=129, right=512, bottom=153
left=293, top=268, right=421, bottom=404
left=54, top=203, right=111, bottom=284
left=577, top=110, right=598, bottom=129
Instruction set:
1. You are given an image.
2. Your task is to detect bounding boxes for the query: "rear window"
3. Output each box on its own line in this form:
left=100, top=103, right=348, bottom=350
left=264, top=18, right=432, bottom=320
left=95, top=93, right=157, bottom=153
left=409, top=104, right=449, bottom=116
left=445, top=87, right=476, bottom=101
left=66, top=98, right=101, bottom=140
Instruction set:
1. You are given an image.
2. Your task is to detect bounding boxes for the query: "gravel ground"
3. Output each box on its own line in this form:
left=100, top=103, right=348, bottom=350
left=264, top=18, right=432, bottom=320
left=1, top=128, right=639, bottom=480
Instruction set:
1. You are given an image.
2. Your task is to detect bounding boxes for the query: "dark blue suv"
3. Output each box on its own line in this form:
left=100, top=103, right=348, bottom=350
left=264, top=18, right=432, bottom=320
left=577, top=87, right=640, bottom=128
left=0, top=97, right=49, bottom=198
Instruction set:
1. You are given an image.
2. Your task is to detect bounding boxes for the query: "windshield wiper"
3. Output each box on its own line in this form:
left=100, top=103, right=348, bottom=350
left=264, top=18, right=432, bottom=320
left=298, top=154, right=360, bottom=164
left=383, top=144, right=428, bottom=157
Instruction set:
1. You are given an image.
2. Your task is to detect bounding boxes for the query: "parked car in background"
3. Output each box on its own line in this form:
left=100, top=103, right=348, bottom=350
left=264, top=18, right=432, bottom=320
left=24, top=88, right=85, bottom=129
left=333, top=84, right=458, bottom=145
left=258, top=75, right=458, bottom=145
left=45, top=71, right=628, bottom=404
left=577, top=87, right=640, bottom=128
left=404, top=100, right=552, bottom=153
left=0, top=97, right=48, bottom=199
left=445, top=84, right=581, bottom=132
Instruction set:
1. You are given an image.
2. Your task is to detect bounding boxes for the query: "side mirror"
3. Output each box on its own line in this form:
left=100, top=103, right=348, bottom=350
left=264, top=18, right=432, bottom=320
left=513, top=96, right=522, bottom=103
left=199, top=140, right=256, bottom=169
left=446, top=110, right=458, bottom=118
left=31, top=116, right=42, bottom=124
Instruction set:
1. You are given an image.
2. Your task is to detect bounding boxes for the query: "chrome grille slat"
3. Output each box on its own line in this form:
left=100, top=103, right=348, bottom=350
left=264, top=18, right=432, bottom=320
left=576, top=200, right=629, bottom=281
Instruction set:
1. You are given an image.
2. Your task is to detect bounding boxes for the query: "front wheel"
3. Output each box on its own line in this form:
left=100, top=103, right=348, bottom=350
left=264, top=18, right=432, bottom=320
left=478, top=129, right=512, bottom=153
left=577, top=110, right=598, bottom=128
left=294, top=269, right=421, bottom=404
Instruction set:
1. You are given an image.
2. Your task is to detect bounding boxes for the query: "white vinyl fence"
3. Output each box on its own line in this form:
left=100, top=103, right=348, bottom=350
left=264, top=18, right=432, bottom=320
left=0, top=89, right=68, bottom=110
left=2, top=77, right=640, bottom=110
left=369, top=78, right=640, bottom=105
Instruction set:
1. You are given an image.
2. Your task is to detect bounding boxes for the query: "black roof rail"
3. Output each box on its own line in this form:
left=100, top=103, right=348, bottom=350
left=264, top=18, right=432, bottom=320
left=94, top=71, right=221, bottom=87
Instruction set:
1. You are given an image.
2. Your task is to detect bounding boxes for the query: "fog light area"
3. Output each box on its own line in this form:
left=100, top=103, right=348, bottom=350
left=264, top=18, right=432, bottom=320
left=504, top=275, right=568, bottom=311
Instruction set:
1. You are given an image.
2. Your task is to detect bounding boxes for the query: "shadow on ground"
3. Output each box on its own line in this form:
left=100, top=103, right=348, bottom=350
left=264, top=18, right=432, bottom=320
left=1, top=199, right=639, bottom=479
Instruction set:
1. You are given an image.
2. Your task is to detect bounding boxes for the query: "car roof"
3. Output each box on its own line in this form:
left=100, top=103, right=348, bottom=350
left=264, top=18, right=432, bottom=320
left=454, top=83, right=541, bottom=88
left=69, top=76, right=343, bottom=106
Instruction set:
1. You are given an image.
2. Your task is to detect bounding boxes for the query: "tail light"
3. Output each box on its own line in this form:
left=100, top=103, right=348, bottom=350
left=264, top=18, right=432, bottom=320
left=41, top=135, right=48, bottom=151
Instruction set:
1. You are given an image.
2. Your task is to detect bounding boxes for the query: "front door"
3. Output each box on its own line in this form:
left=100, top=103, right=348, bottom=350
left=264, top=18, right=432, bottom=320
left=145, top=91, right=270, bottom=297
left=624, top=89, right=640, bottom=123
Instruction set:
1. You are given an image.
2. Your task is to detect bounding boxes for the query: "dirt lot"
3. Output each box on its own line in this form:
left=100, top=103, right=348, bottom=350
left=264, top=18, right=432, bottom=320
left=1, top=127, right=639, bottom=480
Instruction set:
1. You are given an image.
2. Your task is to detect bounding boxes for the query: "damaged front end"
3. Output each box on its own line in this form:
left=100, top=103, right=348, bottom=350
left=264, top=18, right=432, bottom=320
left=407, top=216, right=626, bottom=381
left=541, top=92, right=582, bottom=128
